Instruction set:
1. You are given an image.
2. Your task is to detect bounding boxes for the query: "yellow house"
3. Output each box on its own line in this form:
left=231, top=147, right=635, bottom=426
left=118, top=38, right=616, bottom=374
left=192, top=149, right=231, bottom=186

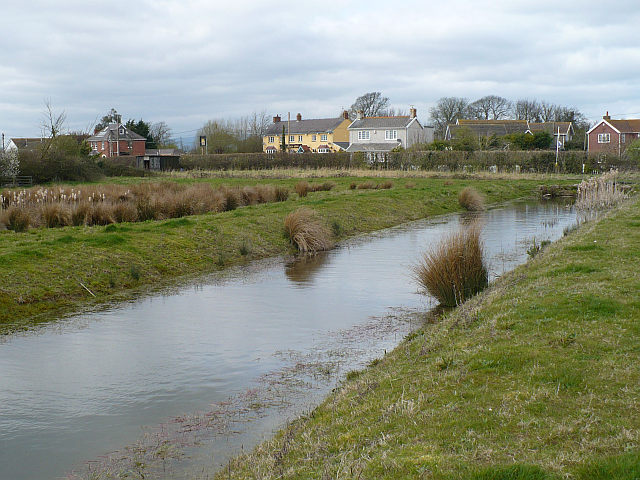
left=262, top=111, right=351, bottom=153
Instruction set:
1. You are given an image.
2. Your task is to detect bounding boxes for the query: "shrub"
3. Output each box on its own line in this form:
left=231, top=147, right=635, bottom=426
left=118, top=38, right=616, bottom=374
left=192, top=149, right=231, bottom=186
left=2, top=206, right=31, bottom=232
left=295, top=181, right=310, bottom=198
left=274, top=186, right=290, bottom=202
left=458, top=187, right=485, bottom=211
left=41, top=203, right=71, bottom=228
left=284, top=208, right=333, bottom=253
left=414, top=224, right=488, bottom=307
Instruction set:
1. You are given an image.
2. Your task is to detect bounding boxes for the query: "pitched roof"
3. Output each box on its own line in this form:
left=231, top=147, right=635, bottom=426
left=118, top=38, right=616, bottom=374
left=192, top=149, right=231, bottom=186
left=87, top=123, right=146, bottom=142
left=9, top=138, right=47, bottom=150
left=458, top=119, right=527, bottom=125
left=349, top=116, right=415, bottom=129
left=447, top=123, right=528, bottom=138
left=346, top=142, right=401, bottom=153
left=528, top=122, right=573, bottom=135
left=607, top=119, right=640, bottom=133
left=264, top=117, right=345, bottom=136
left=333, top=142, right=349, bottom=150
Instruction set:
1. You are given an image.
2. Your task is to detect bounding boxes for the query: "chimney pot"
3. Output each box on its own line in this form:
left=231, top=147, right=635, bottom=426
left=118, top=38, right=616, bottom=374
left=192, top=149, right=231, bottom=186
left=343, top=110, right=349, bottom=120
left=296, top=113, right=302, bottom=121
left=603, top=111, right=611, bottom=121
left=356, top=110, right=364, bottom=120
left=409, top=107, right=417, bottom=119
left=273, top=115, right=281, bottom=124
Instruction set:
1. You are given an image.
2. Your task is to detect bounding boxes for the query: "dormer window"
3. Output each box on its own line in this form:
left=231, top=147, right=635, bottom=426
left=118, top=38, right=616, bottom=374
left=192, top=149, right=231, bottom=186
left=119, top=127, right=125, bottom=135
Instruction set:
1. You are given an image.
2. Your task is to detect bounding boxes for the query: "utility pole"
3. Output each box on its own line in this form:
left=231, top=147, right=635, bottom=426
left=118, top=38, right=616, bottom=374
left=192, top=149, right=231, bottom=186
left=287, top=112, right=290, bottom=153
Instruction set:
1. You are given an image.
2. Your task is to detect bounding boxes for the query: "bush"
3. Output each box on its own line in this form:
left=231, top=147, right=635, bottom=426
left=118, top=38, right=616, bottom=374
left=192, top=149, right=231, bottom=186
left=414, top=224, right=488, bottom=307
left=458, top=187, right=485, bottom=211
left=295, top=181, right=310, bottom=197
left=2, top=206, right=31, bottom=232
left=284, top=208, right=333, bottom=253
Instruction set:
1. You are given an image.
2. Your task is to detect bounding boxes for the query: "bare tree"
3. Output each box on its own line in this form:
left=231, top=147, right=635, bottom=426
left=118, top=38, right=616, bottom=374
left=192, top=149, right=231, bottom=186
left=539, top=101, right=557, bottom=122
left=514, top=99, right=542, bottom=122
left=249, top=110, right=270, bottom=137
left=150, top=121, right=173, bottom=147
left=429, top=97, right=470, bottom=138
left=386, top=107, right=408, bottom=117
left=349, top=92, right=390, bottom=118
left=469, top=95, right=512, bottom=120
left=41, top=99, right=67, bottom=138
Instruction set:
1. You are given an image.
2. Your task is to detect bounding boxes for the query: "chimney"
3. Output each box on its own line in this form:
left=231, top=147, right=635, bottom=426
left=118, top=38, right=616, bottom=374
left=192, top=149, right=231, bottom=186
left=94, top=126, right=100, bottom=134
left=603, top=111, right=611, bottom=121
left=409, top=107, right=417, bottom=119
left=273, top=115, right=281, bottom=123
left=296, top=113, right=302, bottom=121
left=342, top=110, right=349, bottom=120
left=356, top=110, right=364, bottom=120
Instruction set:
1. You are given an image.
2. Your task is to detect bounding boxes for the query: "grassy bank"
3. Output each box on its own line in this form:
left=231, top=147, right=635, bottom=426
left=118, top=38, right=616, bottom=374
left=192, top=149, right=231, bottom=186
left=1, top=174, right=576, bottom=333
left=218, top=196, right=640, bottom=479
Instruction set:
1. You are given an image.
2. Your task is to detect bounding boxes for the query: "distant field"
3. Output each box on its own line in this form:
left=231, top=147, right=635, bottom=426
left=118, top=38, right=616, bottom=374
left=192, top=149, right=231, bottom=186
left=0, top=173, right=578, bottom=333
left=218, top=194, right=640, bottom=480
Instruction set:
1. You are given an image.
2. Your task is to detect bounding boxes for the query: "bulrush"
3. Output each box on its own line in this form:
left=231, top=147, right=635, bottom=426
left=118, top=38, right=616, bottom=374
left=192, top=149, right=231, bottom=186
left=414, top=224, right=488, bottom=307
left=284, top=208, right=334, bottom=254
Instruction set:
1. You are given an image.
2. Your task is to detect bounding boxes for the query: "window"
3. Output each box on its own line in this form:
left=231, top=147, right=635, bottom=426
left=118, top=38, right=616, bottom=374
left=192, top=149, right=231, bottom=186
left=312, top=135, right=317, bottom=141
left=621, top=133, right=626, bottom=143
left=357, top=130, right=370, bottom=140
left=91, top=142, right=97, bottom=150
left=321, top=134, right=328, bottom=141
left=385, top=130, right=397, bottom=140
left=289, top=135, right=295, bottom=142
left=597, top=133, right=610, bottom=143
left=268, top=136, right=274, bottom=143
left=298, top=135, right=303, bottom=142
left=318, top=147, right=329, bottom=153
left=101, top=141, right=105, bottom=149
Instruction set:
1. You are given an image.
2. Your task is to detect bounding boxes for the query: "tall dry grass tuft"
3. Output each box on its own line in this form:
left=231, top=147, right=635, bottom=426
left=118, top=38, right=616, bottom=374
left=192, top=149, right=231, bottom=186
left=87, top=204, right=115, bottom=226
left=111, top=202, right=138, bottom=223
left=295, top=181, right=310, bottom=198
left=576, top=169, right=626, bottom=210
left=311, top=182, right=335, bottom=192
left=357, top=181, right=376, bottom=190
left=414, top=224, right=488, bottom=307
left=2, top=207, right=31, bottom=232
left=377, top=180, right=393, bottom=189
left=41, top=203, right=71, bottom=228
left=284, top=208, right=334, bottom=253
left=458, top=187, right=485, bottom=211
left=274, top=186, right=290, bottom=202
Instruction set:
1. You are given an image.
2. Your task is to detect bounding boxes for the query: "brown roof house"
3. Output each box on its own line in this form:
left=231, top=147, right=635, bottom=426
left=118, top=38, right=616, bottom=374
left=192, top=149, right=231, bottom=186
left=263, top=112, right=351, bottom=153
left=587, top=112, right=640, bottom=156
left=446, top=119, right=574, bottom=148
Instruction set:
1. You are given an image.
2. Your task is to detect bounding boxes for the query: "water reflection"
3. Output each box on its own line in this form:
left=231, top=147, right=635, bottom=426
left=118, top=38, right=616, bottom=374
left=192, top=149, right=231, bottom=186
left=284, top=252, right=331, bottom=286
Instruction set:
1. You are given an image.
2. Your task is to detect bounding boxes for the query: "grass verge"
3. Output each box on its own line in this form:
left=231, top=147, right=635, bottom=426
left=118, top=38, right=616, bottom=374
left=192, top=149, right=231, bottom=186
left=217, top=195, right=640, bottom=479
left=0, top=174, right=576, bottom=333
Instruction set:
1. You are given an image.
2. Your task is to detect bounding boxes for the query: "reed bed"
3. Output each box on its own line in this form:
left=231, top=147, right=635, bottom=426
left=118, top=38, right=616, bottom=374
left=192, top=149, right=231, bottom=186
left=458, top=186, right=485, bottom=211
left=576, top=169, right=626, bottom=210
left=0, top=182, right=289, bottom=231
left=414, top=224, right=488, bottom=307
left=295, top=181, right=335, bottom=197
left=284, top=208, right=334, bottom=253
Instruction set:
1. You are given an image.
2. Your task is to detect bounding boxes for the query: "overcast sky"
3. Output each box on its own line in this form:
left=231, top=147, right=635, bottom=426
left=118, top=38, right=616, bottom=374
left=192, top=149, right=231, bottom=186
left=2, top=0, right=640, bottom=144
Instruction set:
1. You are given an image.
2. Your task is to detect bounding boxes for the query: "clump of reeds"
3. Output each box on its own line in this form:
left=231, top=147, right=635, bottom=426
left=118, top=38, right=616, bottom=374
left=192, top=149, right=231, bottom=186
left=112, top=202, right=138, bottom=223
left=295, top=181, right=310, bottom=198
left=357, top=181, right=376, bottom=190
left=41, top=203, right=71, bottom=228
left=458, top=187, right=485, bottom=211
left=349, top=182, right=357, bottom=190
left=576, top=169, right=626, bottom=210
left=310, top=182, right=335, bottom=192
left=274, top=186, right=290, bottom=202
left=377, top=180, right=393, bottom=189
left=405, top=182, right=416, bottom=189
left=414, top=224, right=488, bottom=307
left=284, top=208, right=333, bottom=253
left=1, top=206, right=31, bottom=232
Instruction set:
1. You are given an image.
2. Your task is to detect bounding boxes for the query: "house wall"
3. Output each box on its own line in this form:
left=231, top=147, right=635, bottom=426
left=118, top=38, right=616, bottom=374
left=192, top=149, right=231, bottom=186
left=588, top=123, right=620, bottom=155
left=348, top=122, right=426, bottom=148
left=262, top=120, right=350, bottom=153
left=93, top=139, right=146, bottom=157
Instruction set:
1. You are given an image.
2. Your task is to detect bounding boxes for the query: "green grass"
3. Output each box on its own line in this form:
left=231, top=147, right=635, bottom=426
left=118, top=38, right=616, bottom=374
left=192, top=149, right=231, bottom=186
left=0, top=174, right=576, bottom=333
left=217, top=195, right=640, bottom=479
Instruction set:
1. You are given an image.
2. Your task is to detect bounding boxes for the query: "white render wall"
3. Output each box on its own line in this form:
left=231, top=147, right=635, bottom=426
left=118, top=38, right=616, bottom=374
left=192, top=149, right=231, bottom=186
left=349, top=119, right=432, bottom=148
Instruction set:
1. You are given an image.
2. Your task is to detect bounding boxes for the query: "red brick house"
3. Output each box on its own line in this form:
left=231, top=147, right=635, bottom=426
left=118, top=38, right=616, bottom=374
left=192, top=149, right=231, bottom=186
left=587, top=112, right=640, bottom=156
left=87, top=123, right=146, bottom=157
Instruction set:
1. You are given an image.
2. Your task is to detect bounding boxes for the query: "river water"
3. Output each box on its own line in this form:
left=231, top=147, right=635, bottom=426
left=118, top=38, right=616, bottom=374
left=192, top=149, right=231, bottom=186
left=0, top=200, right=578, bottom=480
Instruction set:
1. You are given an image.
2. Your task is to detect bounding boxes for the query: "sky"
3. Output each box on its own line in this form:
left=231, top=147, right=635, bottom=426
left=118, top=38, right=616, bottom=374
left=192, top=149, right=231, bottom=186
left=2, top=0, right=640, bottom=146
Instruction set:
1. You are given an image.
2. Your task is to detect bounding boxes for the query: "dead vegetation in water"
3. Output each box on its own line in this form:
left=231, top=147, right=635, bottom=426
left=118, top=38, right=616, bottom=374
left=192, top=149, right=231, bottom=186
left=576, top=169, right=627, bottom=210
left=414, top=224, right=488, bottom=307
left=284, top=208, right=334, bottom=253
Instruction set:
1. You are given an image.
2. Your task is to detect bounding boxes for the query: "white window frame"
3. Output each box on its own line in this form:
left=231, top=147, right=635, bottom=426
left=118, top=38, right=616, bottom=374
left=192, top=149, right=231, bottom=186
left=621, top=133, right=626, bottom=143
left=268, top=136, right=274, bottom=143
left=298, top=135, right=303, bottom=142
left=385, top=130, right=397, bottom=140
left=289, top=135, right=295, bottom=142
left=312, top=135, right=317, bottom=141
left=321, top=134, right=328, bottom=141
left=358, top=130, right=370, bottom=140
left=318, top=147, right=329, bottom=153
left=597, top=133, right=610, bottom=143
